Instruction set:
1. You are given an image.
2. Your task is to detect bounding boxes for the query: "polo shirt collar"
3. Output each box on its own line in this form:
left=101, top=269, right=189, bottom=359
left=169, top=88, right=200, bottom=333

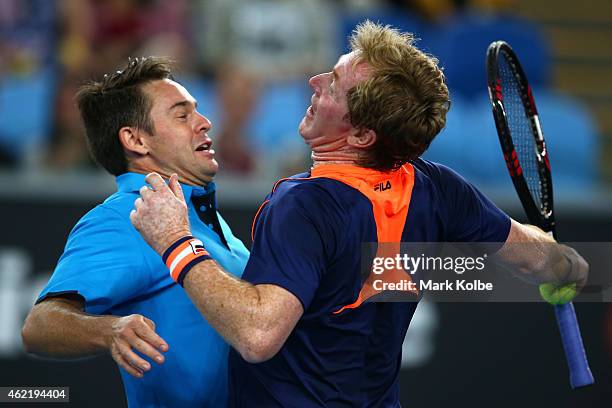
left=115, top=172, right=216, bottom=204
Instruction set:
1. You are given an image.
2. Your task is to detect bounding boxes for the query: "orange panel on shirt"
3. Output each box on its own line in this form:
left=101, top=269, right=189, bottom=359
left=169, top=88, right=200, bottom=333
left=310, top=163, right=418, bottom=313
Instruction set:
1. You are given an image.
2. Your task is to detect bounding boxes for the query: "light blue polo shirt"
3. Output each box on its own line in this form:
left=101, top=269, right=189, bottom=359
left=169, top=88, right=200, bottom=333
left=37, top=172, right=250, bottom=408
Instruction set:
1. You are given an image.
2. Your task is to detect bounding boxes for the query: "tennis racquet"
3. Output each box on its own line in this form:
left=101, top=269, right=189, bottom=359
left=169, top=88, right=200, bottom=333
left=486, top=40, right=594, bottom=388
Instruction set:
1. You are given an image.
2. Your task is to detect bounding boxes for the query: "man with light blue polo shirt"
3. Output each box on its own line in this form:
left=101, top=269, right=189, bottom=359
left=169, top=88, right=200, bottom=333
left=21, top=57, right=249, bottom=407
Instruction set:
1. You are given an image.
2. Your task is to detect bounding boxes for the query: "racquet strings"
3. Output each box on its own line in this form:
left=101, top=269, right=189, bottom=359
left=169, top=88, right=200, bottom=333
left=498, top=53, right=543, bottom=212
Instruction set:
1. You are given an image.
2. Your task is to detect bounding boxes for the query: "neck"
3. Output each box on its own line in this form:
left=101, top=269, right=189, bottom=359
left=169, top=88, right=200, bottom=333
left=127, top=163, right=210, bottom=187
left=311, top=151, right=360, bottom=167
left=308, top=134, right=362, bottom=168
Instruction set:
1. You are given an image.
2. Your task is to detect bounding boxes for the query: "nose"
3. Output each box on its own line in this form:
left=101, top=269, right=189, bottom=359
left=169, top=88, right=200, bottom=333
left=309, top=73, right=325, bottom=94
left=195, top=110, right=212, bottom=132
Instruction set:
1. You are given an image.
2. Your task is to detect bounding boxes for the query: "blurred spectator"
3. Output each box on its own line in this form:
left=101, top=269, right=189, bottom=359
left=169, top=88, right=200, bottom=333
left=44, top=75, right=96, bottom=171
left=194, top=0, right=336, bottom=175
left=385, top=0, right=513, bottom=23
left=44, top=0, right=192, bottom=171
left=58, top=0, right=191, bottom=77
left=468, top=0, right=514, bottom=14
left=0, top=0, right=56, bottom=74
left=385, top=0, right=463, bottom=23
left=0, top=0, right=57, bottom=167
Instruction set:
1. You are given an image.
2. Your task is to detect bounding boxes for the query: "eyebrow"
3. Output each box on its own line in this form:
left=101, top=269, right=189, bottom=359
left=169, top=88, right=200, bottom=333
left=332, top=69, right=339, bottom=82
left=168, top=100, right=198, bottom=112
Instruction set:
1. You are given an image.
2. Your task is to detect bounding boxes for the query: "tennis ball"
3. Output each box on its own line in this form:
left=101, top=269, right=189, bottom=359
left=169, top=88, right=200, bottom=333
left=539, top=283, right=577, bottom=305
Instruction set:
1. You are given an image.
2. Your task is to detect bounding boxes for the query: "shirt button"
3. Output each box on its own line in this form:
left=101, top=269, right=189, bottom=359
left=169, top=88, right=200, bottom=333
left=199, top=206, right=207, bottom=212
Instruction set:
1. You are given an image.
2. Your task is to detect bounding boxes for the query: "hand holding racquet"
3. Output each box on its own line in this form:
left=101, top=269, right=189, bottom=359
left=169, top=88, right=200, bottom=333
left=486, top=40, right=594, bottom=388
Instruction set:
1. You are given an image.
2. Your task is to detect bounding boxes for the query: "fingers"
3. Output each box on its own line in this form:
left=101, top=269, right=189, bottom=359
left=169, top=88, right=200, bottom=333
left=169, top=174, right=186, bottom=202
left=559, top=245, right=589, bottom=292
left=131, top=199, right=143, bottom=230
left=576, top=259, right=589, bottom=292
left=139, top=185, right=153, bottom=200
left=110, top=315, right=168, bottom=378
left=130, top=336, right=166, bottom=364
left=140, top=173, right=184, bottom=202
left=112, top=349, right=144, bottom=378
left=145, top=172, right=168, bottom=194
left=116, top=339, right=152, bottom=373
left=143, top=316, right=156, bottom=331
left=142, top=317, right=169, bottom=352
left=568, top=247, right=589, bottom=292
left=129, top=209, right=138, bottom=229
left=134, top=322, right=169, bottom=356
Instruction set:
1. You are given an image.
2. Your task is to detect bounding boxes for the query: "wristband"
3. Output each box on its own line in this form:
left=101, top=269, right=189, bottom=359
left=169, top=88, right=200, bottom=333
left=162, top=236, right=212, bottom=285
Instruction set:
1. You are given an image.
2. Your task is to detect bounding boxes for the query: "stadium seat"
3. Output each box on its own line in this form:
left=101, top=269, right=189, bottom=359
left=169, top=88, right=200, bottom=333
left=531, top=90, right=598, bottom=189
left=246, top=80, right=310, bottom=151
left=177, top=76, right=220, bottom=127
left=339, top=8, right=424, bottom=52
left=428, top=90, right=598, bottom=189
left=177, top=76, right=309, bottom=152
left=431, top=13, right=551, bottom=97
left=423, top=94, right=473, bottom=176
left=0, top=68, right=56, bottom=162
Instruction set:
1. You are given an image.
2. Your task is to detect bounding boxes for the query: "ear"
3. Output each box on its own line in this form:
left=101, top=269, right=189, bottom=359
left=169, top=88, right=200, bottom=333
left=347, top=128, right=377, bottom=149
left=118, top=126, right=149, bottom=156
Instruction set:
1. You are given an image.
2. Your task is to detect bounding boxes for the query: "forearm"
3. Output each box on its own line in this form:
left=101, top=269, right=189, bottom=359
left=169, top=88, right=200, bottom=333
left=22, top=298, right=114, bottom=358
left=496, top=220, right=583, bottom=286
left=130, top=173, right=302, bottom=362
left=182, top=261, right=287, bottom=362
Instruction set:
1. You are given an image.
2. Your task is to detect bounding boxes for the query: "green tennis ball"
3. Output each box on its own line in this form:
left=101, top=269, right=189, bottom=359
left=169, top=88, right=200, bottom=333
left=539, top=283, right=577, bottom=305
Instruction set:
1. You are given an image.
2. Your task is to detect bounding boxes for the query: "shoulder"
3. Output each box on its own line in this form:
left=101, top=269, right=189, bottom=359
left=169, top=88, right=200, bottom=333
left=69, top=192, right=140, bottom=242
left=101, top=190, right=139, bottom=217
left=270, top=173, right=371, bottom=211
left=61, top=193, right=155, bottom=270
left=411, top=158, right=467, bottom=185
left=410, top=158, right=477, bottom=202
left=266, top=176, right=371, bottom=234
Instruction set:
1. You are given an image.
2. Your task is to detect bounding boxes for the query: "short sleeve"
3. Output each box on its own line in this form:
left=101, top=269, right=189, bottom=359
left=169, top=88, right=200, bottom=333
left=37, top=206, right=154, bottom=314
left=242, top=187, right=329, bottom=311
left=437, top=164, right=511, bottom=242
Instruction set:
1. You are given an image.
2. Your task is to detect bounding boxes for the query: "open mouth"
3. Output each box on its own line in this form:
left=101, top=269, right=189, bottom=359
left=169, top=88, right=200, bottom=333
left=195, top=141, right=212, bottom=152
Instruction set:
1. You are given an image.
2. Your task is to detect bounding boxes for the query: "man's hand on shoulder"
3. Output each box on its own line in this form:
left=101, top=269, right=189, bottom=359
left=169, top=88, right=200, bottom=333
left=130, top=173, right=192, bottom=255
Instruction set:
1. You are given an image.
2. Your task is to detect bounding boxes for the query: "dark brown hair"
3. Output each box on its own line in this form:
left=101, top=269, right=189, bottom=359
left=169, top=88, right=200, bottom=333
left=75, top=57, right=173, bottom=175
left=347, top=21, right=450, bottom=171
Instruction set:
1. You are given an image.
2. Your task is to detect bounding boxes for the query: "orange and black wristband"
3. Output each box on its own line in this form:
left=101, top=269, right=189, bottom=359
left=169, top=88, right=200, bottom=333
left=162, top=236, right=212, bottom=285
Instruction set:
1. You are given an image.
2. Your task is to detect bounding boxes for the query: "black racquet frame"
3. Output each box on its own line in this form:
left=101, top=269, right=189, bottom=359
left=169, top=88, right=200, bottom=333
left=486, top=40, right=594, bottom=389
left=486, top=41, right=556, bottom=235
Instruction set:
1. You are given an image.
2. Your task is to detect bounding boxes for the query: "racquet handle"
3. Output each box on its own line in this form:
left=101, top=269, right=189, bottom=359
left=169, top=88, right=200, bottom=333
left=554, top=302, right=594, bottom=388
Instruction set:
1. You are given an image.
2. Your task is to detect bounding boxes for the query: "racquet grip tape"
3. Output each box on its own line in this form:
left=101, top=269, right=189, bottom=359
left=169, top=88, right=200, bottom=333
left=554, top=302, right=594, bottom=388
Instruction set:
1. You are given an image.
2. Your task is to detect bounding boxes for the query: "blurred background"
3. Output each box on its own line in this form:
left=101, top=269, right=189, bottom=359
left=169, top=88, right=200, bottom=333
left=0, top=0, right=611, bottom=406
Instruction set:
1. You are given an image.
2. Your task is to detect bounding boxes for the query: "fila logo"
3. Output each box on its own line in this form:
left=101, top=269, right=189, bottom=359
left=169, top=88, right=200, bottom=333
left=374, top=180, right=392, bottom=192
left=189, top=239, right=206, bottom=254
